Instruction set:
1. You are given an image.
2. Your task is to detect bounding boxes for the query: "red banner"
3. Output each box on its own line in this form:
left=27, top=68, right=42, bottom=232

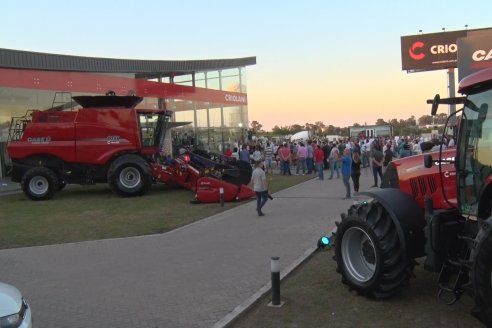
left=0, top=68, right=248, bottom=106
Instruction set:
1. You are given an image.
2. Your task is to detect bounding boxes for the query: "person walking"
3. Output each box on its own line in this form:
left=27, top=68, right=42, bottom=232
left=250, top=161, right=269, bottom=216
left=351, top=151, right=362, bottom=193
left=314, top=144, right=325, bottom=180
left=341, top=148, right=352, bottom=199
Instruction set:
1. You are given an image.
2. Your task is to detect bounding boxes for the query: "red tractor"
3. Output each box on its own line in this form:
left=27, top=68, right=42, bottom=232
left=322, top=67, right=492, bottom=326
left=7, top=93, right=254, bottom=202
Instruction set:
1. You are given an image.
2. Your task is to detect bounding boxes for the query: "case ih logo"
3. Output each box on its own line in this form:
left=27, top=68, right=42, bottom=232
left=107, top=136, right=120, bottom=144
left=27, top=136, right=51, bottom=144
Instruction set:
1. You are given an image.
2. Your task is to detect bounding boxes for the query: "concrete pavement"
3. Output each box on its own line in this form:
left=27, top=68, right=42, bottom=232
left=0, top=168, right=374, bottom=327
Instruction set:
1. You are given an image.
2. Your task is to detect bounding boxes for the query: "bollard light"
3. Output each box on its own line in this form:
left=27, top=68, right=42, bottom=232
left=271, top=256, right=280, bottom=273
left=317, top=236, right=331, bottom=249
left=268, top=256, right=283, bottom=307
left=219, top=187, right=224, bottom=207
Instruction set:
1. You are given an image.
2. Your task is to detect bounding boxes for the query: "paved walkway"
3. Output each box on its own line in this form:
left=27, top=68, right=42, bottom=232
left=0, top=168, right=374, bottom=328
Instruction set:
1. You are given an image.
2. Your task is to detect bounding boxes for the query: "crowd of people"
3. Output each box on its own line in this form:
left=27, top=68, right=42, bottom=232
left=234, top=134, right=455, bottom=207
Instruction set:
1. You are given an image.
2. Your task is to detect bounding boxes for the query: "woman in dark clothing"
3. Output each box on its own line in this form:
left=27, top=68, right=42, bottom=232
left=351, top=151, right=362, bottom=193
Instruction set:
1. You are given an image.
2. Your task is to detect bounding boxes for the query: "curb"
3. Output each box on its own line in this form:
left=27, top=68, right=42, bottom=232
left=213, top=245, right=319, bottom=328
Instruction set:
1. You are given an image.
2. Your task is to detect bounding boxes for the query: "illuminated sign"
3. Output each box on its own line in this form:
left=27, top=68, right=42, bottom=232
left=224, top=94, right=247, bottom=104
left=401, top=31, right=467, bottom=72
left=458, top=29, right=492, bottom=80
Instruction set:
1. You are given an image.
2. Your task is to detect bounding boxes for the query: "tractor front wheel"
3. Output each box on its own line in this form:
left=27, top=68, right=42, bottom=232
left=471, top=217, right=492, bottom=326
left=334, top=200, right=413, bottom=298
left=21, top=166, right=58, bottom=201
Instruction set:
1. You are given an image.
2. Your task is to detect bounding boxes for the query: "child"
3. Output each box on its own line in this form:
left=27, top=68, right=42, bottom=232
left=250, top=161, right=269, bottom=216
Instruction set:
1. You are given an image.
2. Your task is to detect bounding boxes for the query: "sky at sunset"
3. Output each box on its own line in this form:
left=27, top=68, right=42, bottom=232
left=2, top=0, right=492, bottom=131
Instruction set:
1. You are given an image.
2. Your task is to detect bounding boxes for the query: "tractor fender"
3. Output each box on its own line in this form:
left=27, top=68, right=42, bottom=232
left=359, top=188, right=426, bottom=259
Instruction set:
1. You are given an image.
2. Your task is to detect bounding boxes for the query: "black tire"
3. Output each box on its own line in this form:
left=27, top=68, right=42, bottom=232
left=21, top=167, right=58, bottom=201
left=470, top=217, right=492, bottom=326
left=334, top=200, right=413, bottom=298
left=107, top=154, right=152, bottom=197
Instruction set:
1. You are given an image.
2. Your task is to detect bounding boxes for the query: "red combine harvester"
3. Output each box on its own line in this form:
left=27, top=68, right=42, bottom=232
left=7, top=93, right=255, bottom=202
left=319, top=67, right=492, bottom=326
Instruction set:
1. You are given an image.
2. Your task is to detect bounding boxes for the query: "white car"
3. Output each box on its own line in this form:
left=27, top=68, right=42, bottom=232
left=0, top=282, right=32, bottom=328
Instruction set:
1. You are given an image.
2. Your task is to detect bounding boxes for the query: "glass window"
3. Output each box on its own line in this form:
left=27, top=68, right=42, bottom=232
left=0, top=88, right=87, bottom=135
left=458, top=90, right=492, bottom=216
left=173, top=74, right=193, bottom=86
left=223, top=106, right=242, bottom=128
left=194, top=72, right=206, bottom=88
left=222, top=76, right=241, bottom=92
left=206, top=71, right=219, bottom=79
left=136, top=97, right=158, bottom=110
left=221, top=68, right=239, bottom=77
left=206, top=78, right=220, bottom=90
left=196, top=108, right=208, bottom=128
left=174, top=110, right=195, bottom=125
left=209, top=107, right=222, bottom=127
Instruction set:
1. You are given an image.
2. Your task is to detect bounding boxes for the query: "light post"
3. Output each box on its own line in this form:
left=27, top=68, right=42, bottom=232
left=238, top=122, right=244, bottom=144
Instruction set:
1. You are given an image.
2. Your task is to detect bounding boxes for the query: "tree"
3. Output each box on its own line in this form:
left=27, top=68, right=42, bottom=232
left=375, top=118, right=387, bottom=125
left=418, top=115, right=432, bottom=126
left=325, top=125, right=337, bottom=135
left=436, top=113, right=448, bottom=125
left=272, top=125, right=291, bottom=136
left=250, top=120, right=263, bottom=134
left=406, top=115, right=417, bottom=126
left=290, top=124, right=303, bottom=133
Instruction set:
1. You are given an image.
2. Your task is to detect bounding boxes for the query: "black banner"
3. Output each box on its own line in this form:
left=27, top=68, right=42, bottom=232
left=457, top=29, right=492, bottom=80
left=401, top=31, right=467, bottom=72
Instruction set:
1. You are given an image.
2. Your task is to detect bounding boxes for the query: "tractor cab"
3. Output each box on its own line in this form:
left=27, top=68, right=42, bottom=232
left=428, top=67, right=492, bottom=220
left=455, top=88, right=491, bottom=218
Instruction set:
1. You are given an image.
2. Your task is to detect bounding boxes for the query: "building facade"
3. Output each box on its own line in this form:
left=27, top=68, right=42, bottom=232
left=0, top=48, right=256, bottom=177
left=349, top=125, right=393, bottom=139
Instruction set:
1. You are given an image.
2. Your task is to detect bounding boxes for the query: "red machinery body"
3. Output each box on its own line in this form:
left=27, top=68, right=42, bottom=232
left=151, top=156, right=255, bottom=203
left=327, top=67, right=492, bottom=326
left=7, top=94, right=254, bottom=202
left=384, top=148, right=457, bottom=209
left=8, top=96, right=153, bottom=165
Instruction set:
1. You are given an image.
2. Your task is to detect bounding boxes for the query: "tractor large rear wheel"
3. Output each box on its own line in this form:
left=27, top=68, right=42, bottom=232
left=107, top=154, right=152, bottom=197
left=471, top=217, right=492, bottom=326
left=334, top=200, right=413, bottom=298
left=21, top=166, right=58, bottom=201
